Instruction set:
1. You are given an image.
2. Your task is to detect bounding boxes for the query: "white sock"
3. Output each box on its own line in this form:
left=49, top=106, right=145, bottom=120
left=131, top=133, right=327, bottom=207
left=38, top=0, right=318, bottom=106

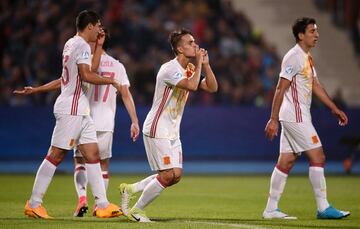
left=265, top=167, right=288, bottom=212
left=134, top=177, right=165, bottom=210
left=86, top=162, right=109, bottom=208
left=102, top=170, right=109, bottom=191
left=29, top=157, right=57, bottom=208
left=74, top=164, right=87, bottom=198
left=309, top=166, right=330, bottom=212
left=132, top=174, right=157, bottom=193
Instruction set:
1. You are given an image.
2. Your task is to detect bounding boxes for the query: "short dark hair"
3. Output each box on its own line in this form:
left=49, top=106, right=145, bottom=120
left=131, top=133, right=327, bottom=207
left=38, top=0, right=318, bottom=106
left=76, top=10, right=100, bottom=31
left=168, top=28, right=193, bottom=55
left=102, top=28, right=111, bottom=51
left=292, top=17, right=316, bottom=42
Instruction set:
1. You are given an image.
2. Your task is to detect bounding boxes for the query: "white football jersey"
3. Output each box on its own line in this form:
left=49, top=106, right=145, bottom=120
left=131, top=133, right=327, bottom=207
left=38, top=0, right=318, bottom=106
left=143, top=58, right=191, bottom=140
left=54, top=35, right=91, bottom=116
left=279, top=44, right=317, bottom=123
left=87, top=53, right=130, bottom=132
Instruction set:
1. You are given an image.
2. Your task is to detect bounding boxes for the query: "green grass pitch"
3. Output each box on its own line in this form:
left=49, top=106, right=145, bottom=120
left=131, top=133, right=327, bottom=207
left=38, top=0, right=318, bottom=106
left=0, top=174, right=359, bottom=228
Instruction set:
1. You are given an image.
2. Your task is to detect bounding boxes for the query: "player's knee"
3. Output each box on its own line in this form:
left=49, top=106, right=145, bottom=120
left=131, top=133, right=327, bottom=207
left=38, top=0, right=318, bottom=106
left=172, top=174, right=182, bottom=185
left=309, top=155, right=326, bottom=166
left=158, top=168, right=183, bottom=187
left=277, top=160, right=295, bottom=173
left=74, top=156, right=85, bottom=164
left=47, top=147, right=66, bottom=164
left=157, top=174, right=173, bottom=187
left=100, top=159, right=109, bottom=171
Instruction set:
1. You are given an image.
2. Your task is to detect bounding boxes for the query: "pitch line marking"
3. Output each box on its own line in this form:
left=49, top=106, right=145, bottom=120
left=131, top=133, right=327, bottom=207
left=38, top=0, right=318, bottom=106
left=185, top=220, right=268, bottom=229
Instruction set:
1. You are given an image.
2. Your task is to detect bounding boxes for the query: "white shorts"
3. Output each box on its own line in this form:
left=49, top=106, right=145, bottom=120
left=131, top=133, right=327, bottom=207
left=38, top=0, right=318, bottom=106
left=51, top=114, right=97, bottom=150
left=280, top=121, right=322, bottom=154
left=143, top=135, right=183, bottom=171
left=74, top=131, right=113, bottom=160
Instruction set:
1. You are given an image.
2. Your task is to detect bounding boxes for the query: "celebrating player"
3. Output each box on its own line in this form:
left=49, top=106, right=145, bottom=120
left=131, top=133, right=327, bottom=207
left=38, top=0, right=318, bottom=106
left=119, top=28, right=218, bottom=222
left=15, top=29, right=140, bottom=217
left=22, top=10, right=122, bottom=219
left=263, top=17, right=350, bottom=219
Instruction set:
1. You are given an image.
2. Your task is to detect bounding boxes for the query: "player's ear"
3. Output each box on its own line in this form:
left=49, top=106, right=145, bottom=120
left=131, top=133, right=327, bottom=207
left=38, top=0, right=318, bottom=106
left=87, top=23, right=94, bottom=31
left=177, top=46, right=183, bottom=55
left=298, top=32, right=305, bottom=41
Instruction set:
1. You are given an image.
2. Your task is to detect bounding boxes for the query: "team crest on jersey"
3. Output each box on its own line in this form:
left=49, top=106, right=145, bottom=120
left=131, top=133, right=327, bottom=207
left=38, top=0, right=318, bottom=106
left=285, top=65, right=293, bottom=74
left=81, top=51, right=90, bottom=59
left=174, top=72, right=182, bottom=79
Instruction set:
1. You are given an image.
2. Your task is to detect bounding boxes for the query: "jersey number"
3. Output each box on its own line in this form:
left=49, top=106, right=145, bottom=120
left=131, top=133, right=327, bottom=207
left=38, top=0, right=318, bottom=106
left=94, top=72, right=115, bottom=102
left=61, top=55, right=70, bottom=85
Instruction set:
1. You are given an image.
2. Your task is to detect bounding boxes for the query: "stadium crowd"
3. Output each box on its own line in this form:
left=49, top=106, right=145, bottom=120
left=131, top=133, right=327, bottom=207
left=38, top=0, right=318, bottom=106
left=0, top=0, right=280, bottom=107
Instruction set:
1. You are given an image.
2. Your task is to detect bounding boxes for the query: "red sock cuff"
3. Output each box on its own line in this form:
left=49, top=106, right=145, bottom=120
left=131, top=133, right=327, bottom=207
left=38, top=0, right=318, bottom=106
left=275, top=164, right=290, bottom=175
left=309, top=162, right=324, bottom=168
left=102, top=171, right=109, bottom=179
left=45, top=155, right=61, bottom=166
left=74, top=165, right=86, bottom=171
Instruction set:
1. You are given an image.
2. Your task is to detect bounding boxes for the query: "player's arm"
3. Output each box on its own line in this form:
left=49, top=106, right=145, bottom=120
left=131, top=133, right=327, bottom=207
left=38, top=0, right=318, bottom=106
left=176, top=47, right=203, bottom=91
left=78, top=64, right=118, bottom=87
left=265, top=77, right=291, bottom=141
left=13, top=78, right=61, bottom=95
left=91, top=30, right=105, bottom=73
left=199, top=50, right=217, bottom=93
left=118, top=85, right=140, bottom=142
left=312, top=77, right=348, bottom=126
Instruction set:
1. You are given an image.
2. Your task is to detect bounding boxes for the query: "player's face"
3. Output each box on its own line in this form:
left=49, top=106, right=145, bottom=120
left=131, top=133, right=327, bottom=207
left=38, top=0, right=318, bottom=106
left=302, top=24, right=319, bottom=48
left=178, top=34, right=198, bottom=58
left=89, top=21, right=102, bottom=42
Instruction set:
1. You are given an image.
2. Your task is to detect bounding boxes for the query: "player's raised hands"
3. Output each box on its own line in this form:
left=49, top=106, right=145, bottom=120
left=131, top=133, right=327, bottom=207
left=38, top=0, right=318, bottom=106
left=265, top=118, right=279, bottom=141
left=13, top=86, right=37, bottom=95
left=96, top=27, right=105, bottom=46
left=195, top=46, right=202, bottom=64
left=332, top=108, right=348, bottom=126
left=130, top=122, right=140, bottom=142
left=201, top=49, right=209, bottom=65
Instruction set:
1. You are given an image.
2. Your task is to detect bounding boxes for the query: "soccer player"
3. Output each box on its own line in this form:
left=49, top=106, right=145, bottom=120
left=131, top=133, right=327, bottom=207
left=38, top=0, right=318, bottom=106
left=119, top=28, right=218, bottom=222
left=15, top=30, right=140, bottom=217
left=22, top=10, right=122, bottom=219
left=73, top=30, right=140, bottom=217
left=263, top=17, right=350, bottom=219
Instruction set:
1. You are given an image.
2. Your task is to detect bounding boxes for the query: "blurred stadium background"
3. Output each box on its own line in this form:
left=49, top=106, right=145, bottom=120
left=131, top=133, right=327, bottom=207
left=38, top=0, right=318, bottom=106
left=1, top=0, right=360, bottom=174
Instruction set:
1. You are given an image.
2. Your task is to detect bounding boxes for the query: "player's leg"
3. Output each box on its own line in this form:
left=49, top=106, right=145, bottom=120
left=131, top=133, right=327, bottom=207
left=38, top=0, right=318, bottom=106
left=263, top=153, right=297, bottom=219
left=25, top=146, right=67, bottom=219
left=126, top=136, right=182, bottom=222
left=305, top=146, right=350, bottom=219
left=119, top=174, right=157, bottom=216
left=77, top=116, right=121, bottom=218
left=77, top=143, right=107, bottom=207
left=73, top=151, right=88, bottom=217
left=25, top=113, right=80, bottom=219
left=134, top=168, right=182, bottom=210
left=263, top=121, right=298, bottom=219
left=100, top=159, right=109, bottom=191
left=97, top=131, right=113, bottom=191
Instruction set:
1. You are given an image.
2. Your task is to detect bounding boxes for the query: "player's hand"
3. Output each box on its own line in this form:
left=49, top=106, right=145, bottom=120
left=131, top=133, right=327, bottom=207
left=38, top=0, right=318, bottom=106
left=130, top=122, right=140, bottom=142
left=264, top=118, right=279, bottom=141
left=96, top=27, right=105, bottom=46
left=13, top=86, right=36, bottom=95
left=195, top=46, right=202, bottom=64
left=201, top=49, right=209, bottom=65
left=332, top=108, right=348, bottom=126
left=112, top=80, right=121, bottom=91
